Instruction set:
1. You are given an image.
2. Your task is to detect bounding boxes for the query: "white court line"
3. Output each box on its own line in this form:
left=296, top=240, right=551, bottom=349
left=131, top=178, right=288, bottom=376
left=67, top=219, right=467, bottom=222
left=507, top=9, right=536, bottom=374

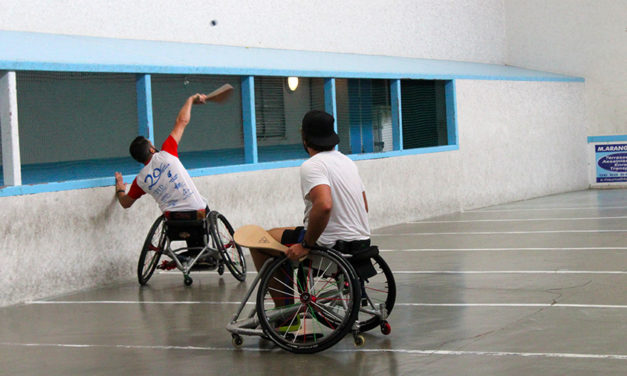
left=408, top=215, right=627, bottom=224
left=380, top=247, right=627, bottom=252
left=472, top=205, right=627, bottom=212
left=374, top=229, right=627, bottom=236
left=27, top=301, right=627, bottom=309
left=392, top=270, right=627, bottom=275
left=1, top=342, right=626, bottom=360
left=396, top=303, right=627, bottom=309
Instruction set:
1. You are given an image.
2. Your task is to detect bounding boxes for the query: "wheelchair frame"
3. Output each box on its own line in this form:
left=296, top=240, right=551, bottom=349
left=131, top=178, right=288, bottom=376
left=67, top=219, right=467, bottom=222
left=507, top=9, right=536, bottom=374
left=137, top=209, right=247, bottom=286
left=226, top=245, right=394, bottom=354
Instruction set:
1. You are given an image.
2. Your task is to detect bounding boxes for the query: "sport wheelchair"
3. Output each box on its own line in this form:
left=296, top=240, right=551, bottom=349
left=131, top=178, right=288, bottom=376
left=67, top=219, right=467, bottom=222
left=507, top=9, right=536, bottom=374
left=137, top=208, right=247, bottom=286
left=226, top=225, right=395, bottom=354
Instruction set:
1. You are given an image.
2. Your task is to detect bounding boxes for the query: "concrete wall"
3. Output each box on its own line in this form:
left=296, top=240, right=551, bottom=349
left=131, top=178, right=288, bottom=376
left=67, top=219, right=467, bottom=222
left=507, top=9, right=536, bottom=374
left=505, top=0, right=627, bottom=137
left=0, top=0, right=507, bottom=64
left=0, top=79, right=587, bottom=306
left=0, top=0, right=602, bottom=306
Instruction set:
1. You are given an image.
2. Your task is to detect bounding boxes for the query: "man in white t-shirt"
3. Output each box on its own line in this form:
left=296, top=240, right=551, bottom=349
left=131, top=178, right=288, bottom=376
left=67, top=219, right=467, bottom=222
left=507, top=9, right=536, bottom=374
left=114, top=93, right=210, bottom=262
left=250, top=110, right=371, bottom=273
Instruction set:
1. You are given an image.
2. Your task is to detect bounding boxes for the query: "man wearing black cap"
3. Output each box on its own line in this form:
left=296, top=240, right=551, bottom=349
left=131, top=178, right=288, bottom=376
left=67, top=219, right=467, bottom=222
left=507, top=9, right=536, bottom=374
left=250, top=110, right=370, bottom=270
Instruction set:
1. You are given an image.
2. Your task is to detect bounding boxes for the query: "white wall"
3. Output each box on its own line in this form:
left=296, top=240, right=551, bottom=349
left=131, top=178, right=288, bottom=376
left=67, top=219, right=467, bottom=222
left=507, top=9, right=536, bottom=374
left=0, top=0, right=507, bottom=64
left=0, top=80, right=587, bottom=306
left=0, top=0, right=600, bottom=306
left=505, top=0, right=627, bottom=137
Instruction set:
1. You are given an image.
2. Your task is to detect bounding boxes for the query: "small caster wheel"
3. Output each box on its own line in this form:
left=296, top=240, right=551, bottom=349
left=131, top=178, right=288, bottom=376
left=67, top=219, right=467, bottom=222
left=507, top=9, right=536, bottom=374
left=232, top=334, right=243, bottom=348
left=184, top=276, right=193, bottom=286
left=218, top=264, right=225, bottom=276
left=354, top=334, right=365, bottom=347
left=381, top=321, right=391, bottom=335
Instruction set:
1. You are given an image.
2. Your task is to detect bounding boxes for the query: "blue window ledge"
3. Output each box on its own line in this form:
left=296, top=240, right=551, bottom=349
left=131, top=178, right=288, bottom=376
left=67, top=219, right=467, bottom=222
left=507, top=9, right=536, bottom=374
left=0, top=145, right=457, bottom=197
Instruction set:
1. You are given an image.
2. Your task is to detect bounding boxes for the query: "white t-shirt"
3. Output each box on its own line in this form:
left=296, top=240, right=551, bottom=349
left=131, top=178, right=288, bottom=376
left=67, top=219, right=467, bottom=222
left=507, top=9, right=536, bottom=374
left=129, top=136, right=206, bottom=213
left=300, top=150, right=370, bottom=247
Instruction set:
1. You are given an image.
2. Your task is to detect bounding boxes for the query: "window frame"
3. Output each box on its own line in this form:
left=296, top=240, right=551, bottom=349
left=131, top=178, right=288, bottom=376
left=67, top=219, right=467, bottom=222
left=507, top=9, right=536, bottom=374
left=0, top=31, right=581, bottom=197
left=0, top=73, right=458, bottom=196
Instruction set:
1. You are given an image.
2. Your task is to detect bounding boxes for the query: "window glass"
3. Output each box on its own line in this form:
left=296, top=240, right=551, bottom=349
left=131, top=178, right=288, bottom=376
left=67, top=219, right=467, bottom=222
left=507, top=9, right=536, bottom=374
left=401, top=80, right=448, bottom=149
left=336, top=79, right=392, bottom=154
left=254, top=76, right=325, bottom=162
left=16, top=71, right=138, bottom=184
left=151, top=74, right=244, bottom=168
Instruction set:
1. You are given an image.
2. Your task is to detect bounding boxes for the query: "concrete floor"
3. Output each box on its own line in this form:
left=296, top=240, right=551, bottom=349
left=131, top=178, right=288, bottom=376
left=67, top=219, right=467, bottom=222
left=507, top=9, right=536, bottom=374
left=1, top=189, right=626, bottom=375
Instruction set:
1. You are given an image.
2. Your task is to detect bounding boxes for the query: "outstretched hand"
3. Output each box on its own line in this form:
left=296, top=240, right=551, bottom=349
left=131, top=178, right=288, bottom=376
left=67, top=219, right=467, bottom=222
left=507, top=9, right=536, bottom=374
left=114, top=172, right=126, bottom=192
left=192, top=93, right=209, bottom=104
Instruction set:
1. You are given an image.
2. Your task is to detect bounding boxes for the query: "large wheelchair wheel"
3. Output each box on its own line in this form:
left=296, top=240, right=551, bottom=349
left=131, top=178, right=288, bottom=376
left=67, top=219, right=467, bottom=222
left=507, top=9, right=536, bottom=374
left=137, top=215, right=166, bottom=285
left=357, top=255, right=396, bottom=333
left=209, top=211, right=247, bottom=282
left=256, top=249, right=360, bottom=354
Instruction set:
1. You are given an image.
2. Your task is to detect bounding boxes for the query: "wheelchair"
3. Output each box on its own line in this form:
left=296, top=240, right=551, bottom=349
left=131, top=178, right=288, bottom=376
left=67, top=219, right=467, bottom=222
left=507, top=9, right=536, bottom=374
left=226, top=239, right=395, bottom=354
left=137, top=208, right=247, bottom=286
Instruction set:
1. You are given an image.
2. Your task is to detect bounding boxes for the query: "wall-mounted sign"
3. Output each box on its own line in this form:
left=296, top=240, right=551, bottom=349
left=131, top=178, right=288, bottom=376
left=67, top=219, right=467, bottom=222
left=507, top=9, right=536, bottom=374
left=595, top=143, right=627, bottom=183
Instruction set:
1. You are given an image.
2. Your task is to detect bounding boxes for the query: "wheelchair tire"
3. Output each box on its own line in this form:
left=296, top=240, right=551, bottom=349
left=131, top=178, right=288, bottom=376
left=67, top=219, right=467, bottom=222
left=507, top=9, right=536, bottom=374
left=256, top=249, right=360, bottom=354
left=137, top=215, right=166, bottom=285
left=209, top=211, right=247, bottom=282
left=357, top=255, right=396, bottom=333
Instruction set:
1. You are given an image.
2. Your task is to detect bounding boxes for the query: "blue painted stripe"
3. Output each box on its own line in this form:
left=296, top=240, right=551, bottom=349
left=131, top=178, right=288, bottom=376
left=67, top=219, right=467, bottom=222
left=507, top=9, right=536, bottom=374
left=348, top=80, right=363, bottom=154
left=324, top=78, right=337, bottom=130
left=241, top=76, right=258, bottom=164
left=135, top=74, right=154, bottom=143
left=0, top=31, right=584, bottom=83
left=0, top=145, right=458, bottom=197
left=390, top=80, right=402, bottom=151
left=445, top=80, right=458, bottom=146
left=587, top=135, right=627, bottom=143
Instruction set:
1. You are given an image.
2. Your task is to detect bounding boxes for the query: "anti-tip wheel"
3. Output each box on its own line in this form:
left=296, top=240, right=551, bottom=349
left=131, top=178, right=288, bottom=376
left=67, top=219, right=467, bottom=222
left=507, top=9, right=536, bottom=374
left=184, top=276, right=193, bottom=286
left=354, top=334, right=366, bottom=347
left=381, top=321, right=391, bottom=335
left=232, top=334, right=243, bottom=348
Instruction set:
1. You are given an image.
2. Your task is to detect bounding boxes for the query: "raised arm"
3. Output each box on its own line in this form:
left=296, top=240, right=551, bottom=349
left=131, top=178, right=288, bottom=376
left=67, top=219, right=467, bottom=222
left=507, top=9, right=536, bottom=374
left=169, top=93, right=209, bottom=144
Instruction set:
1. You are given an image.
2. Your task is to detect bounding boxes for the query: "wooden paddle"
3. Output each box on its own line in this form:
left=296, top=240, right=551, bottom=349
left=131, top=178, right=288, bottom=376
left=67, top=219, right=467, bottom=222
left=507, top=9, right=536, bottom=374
left=233, top=225, right=288, bottom=253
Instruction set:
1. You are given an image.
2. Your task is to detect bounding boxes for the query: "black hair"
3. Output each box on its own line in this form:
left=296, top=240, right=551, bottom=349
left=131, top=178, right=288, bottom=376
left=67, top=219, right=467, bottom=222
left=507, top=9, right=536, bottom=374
left=129, top=136, right=153, bottom=163
left=301, top=130, right=335, bottom=152
left=305, top=140, right=335, bottom=152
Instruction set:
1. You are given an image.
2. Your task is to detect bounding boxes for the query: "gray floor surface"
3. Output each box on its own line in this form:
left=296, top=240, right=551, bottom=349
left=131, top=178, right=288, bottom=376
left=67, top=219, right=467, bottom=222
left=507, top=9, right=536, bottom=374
left=1, top=189, right=626, bottom=375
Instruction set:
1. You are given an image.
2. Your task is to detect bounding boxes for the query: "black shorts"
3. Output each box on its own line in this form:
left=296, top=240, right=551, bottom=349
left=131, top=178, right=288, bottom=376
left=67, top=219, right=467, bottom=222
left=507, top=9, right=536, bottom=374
left=280, top=226, right=306, bottom=246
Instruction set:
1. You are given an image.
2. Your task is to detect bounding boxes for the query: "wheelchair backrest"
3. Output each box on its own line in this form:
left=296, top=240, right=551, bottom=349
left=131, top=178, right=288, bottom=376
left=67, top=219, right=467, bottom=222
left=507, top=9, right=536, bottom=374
left=164, top=210, right=207, bottom=242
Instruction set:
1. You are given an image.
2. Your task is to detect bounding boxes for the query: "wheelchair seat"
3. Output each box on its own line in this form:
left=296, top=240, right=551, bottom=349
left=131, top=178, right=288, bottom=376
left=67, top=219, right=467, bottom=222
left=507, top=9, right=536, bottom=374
left=138, top=208, right=247, bottom=286
left=164, top=209, right=207, bottom=242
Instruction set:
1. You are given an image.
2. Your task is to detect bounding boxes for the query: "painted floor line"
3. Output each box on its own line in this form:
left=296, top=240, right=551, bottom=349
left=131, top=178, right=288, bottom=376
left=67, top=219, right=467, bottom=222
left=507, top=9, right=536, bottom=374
left=380, top=247, right=627, bottom=252
left=397, top=303, right=627, bottom=309
left=1, top=342, right=626, bottom=360
left=393, top=270, right=627, bottom=274
left=159, top=268, right=627, bottom=276
left=26, top=301, right=627, bottom=309
left=375, top=229, right=627, bottom=236
left=472, top=205, right=627, bottom=212
left=407, top=215, right=627, bottom=224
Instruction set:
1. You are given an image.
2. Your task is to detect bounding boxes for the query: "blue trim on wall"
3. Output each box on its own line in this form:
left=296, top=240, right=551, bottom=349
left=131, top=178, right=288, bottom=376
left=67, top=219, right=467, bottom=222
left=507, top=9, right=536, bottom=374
left=324, top=78, right=337, bottom=130
left=445, top=80, right=458, bottom=146
left=390, top=80, right=402, bottom=151
left=348, top=80, right=362, bottom=154
left=135, top=74, right=154, bottom=143
left=0, top=31, right=584, bottom=83
left=587, top=135, right=627, bottom=143
left=241, top=76, right=258, bottom=164
left=0, top=144, right=459, bottom=197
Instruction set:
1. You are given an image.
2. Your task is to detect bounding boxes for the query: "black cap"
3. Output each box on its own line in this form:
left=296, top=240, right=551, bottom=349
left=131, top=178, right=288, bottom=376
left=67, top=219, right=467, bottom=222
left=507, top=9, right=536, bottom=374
left=301, top=110, right=339, bottom=147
